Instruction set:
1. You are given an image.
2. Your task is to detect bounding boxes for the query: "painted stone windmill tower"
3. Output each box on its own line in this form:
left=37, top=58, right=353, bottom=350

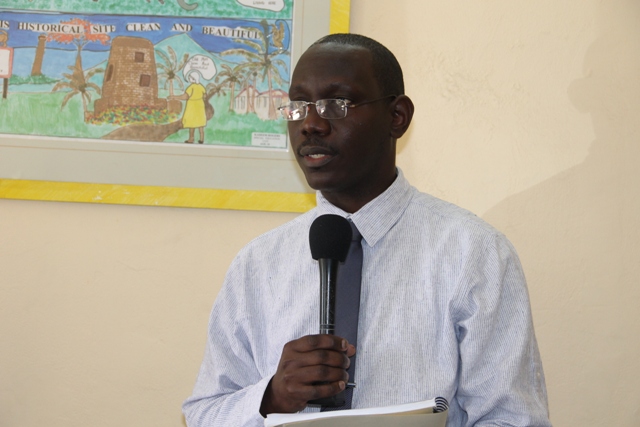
left=94, top=36, right=167, bottom=116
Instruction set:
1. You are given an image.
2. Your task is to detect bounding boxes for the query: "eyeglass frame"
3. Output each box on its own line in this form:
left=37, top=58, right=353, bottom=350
left=277, top=95, right=398, bottom=121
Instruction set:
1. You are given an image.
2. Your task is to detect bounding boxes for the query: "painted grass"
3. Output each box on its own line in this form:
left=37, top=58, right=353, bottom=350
left=0, top=89, right=287, bottom=146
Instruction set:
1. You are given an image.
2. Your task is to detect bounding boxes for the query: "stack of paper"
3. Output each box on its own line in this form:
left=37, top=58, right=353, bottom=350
left=264, top=397, right=448, bottom=427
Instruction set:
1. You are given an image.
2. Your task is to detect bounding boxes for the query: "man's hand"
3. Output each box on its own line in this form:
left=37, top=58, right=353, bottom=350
left=260, top=334, right=356, bottom=415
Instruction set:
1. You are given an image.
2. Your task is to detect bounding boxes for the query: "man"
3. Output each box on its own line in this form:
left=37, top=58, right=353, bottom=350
left=183, top=34, right=551, bottom=427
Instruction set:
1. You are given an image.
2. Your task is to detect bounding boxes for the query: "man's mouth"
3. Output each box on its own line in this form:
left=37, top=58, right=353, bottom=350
left=299, top=144, right=332, bottom=155
left=303, top=152, right=334, bottom=167
left=298, top=144, right=336, bottom=167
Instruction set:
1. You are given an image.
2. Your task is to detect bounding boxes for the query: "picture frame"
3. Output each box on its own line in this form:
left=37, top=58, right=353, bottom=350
left=0, top=0, right=350, bottom=212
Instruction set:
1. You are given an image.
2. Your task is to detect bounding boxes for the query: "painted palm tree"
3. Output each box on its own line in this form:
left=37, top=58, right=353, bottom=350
left=245, top=71, right=259, bottom=114
left=221, top=19, right=289, bottom=120
left=228, top=75, right=260, bottom=115
left=156, top=46, right=189, bottom=97
left=214, top=63, right=247, bottom=112
left=52, top=64, right=103, bottom=122
left=206, top=81, right=228, bottom=100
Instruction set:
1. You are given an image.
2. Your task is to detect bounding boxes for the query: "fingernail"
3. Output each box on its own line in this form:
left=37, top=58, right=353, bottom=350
left=338, top=381, right=346, bottom=390
left=341, top=339, right=348, bottom=350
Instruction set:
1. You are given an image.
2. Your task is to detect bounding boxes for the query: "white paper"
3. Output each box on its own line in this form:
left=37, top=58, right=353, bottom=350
left=264, top=398, right=440, bottom=427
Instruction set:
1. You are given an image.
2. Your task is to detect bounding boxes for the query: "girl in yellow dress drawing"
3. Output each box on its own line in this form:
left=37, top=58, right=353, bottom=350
left=170, top=70, right=207, bottom=143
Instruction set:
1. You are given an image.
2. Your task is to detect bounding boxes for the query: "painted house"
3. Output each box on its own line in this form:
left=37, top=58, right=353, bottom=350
left=233, top=85, right=260, bottom=115
left=235, top=88, right=288, bottom=120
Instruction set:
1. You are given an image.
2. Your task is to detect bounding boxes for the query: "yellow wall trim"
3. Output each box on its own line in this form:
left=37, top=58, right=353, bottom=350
left=0, top=179, right=316, bottom=212
left=330, top=0, right=350, bottom=33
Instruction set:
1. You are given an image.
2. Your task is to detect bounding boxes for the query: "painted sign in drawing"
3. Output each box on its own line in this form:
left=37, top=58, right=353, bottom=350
left=0, top=0, right=292, bottom=149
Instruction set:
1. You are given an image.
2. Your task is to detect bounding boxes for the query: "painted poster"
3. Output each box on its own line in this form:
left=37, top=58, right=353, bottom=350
left=0, top=0, right=293, bottom=149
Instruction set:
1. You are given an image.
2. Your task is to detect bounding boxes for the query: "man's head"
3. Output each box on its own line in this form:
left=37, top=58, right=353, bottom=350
left=286, top=34, right=414, bottom=213
left=310, top=33, right=406, bottom=98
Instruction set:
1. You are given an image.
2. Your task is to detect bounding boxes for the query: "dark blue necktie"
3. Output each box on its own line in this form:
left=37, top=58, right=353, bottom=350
left=322, top=221, right=362, bottom=411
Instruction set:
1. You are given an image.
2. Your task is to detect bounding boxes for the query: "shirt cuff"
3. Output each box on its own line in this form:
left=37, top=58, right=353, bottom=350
left=241, top=375, right=274, bottom=426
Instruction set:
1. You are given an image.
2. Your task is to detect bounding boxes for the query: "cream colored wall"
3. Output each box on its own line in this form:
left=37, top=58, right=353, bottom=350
left=1, top=1, right=638, bottom=426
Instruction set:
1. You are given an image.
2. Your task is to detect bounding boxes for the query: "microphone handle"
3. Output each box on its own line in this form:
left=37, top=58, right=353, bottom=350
left=318, top=258, right=339, bottom=335
left=310, top=258, right=347, bottom=408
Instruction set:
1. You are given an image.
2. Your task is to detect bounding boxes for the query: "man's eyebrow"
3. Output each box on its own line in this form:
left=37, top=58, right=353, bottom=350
left=287, top=83, right=306, bottom=94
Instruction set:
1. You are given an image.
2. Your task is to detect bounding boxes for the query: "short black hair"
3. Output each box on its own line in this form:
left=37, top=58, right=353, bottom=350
left=311, top=33, right=405, bottom=96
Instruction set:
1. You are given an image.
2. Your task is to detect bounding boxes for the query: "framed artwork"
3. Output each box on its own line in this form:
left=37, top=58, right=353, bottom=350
left=0, top=0, right=351, bottom=212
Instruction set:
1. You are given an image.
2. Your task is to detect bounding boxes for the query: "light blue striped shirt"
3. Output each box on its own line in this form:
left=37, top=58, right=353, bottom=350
left=183, top=170, right=551, bottom=427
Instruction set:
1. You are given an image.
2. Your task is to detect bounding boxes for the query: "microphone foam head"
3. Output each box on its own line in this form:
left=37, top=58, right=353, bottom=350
left=309, top=214, right=352, bottom=262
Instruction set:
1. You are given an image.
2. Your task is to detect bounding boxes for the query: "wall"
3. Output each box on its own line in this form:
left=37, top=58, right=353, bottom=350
left=1, top=1, right=639, bottom=426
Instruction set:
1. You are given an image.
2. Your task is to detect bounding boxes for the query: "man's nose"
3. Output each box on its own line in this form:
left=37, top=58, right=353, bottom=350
left=301, top=104, right=330, bottom=135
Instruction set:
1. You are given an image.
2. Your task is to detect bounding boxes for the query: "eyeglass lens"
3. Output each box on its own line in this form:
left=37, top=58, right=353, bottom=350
left=280, top=99, right=348, bottom=120
left=316, top=100, right=347, bottom=119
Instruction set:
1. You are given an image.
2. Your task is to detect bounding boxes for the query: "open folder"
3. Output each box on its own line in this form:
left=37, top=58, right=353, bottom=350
left=264, top=397, right=449, bottom=427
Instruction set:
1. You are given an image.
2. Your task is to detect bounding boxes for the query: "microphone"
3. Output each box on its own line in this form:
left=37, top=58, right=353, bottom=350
left=308, top=214, right=352, bottom=408
left=309, top=214, right=352, bottom=335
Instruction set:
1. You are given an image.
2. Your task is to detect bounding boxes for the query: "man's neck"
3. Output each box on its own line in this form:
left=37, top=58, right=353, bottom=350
left=321, top=171, right=398, bottom=214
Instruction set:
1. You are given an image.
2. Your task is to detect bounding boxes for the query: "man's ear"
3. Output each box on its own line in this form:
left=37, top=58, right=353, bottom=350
left=389, top=95, right=414, bottom=138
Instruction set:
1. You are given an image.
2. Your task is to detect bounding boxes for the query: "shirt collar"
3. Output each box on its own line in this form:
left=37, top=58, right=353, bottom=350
left=315, top=168, right=415, bottom=247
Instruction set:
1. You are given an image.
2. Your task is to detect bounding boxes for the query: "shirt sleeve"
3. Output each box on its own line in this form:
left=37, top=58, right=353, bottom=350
left=182, top=254, right=273, bottom=427
left=452, top=231, right=551, bottom=427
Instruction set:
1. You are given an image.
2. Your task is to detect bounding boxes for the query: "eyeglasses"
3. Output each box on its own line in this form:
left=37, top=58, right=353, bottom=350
left=277, top=95, right=397, bottom=121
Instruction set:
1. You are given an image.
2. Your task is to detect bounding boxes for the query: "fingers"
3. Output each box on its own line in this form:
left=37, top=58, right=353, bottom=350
left=283, top=358, right=351, bottom=385
left=284, top=336, right=350, bottom=368
left=291, top=334, right=356, bottom=361
left=260, top=334, right=356, bottom=415
left=261, top=371, right=347, bottom=416
left=288, top=334, right=349, bottom=353
left=266, top=365, right=348, bottom=414
left=345, top=342, right=356, bottom=358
